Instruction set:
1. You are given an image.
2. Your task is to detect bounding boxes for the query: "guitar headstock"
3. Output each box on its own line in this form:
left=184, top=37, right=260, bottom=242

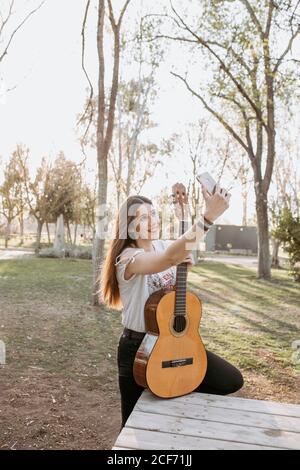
left=171, top=183, right=189, bottom=221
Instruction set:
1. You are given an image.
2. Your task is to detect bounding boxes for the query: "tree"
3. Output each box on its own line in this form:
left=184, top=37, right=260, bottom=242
left=16, top=151, right=79, bottom=252
left=80, top=182, right=97, bottom=239
left=150, top=0, right=300, bottom=279
left=184, top=122, right=238, bottom=226
left=272, top=208, right=300, bottom=281
left=20, top=155, right=52, bottom=252
left=0, top=153, right=23, bottom=247
left=109, top=77, right=161, bottom=209
left=182, top=120, right=208, bottom=222
left=80, top=0, right=131, bottom=305
left=81, top=79, right=175, bottom=213
left=270, top=130, right=300, bottom=267
left=225, top=138, right=253, bottom=226
left=10, top=145, right=30, bottom=245
left=48, top=153, right=82, bottom=246
left=109, top=12, right=168, bottom=207
left=0, top=145, right=29, bottom=247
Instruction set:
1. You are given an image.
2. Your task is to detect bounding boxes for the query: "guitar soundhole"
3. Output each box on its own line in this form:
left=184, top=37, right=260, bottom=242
left=173, top=314, right=187, bottom=333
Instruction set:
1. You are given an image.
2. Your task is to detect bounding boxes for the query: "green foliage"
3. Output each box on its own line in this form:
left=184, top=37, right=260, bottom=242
left=46, top=152, right=82, bottom=224
left=0, top=145, right=28, bottom=223
left=272, top=208, right=300, bottom=281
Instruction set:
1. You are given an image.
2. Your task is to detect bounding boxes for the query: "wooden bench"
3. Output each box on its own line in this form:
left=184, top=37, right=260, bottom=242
left=113, top=389, right=300, bottom=450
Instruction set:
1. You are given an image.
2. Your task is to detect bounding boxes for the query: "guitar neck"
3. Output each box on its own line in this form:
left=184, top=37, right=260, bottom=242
left=175, top=220, right=188, bottom=316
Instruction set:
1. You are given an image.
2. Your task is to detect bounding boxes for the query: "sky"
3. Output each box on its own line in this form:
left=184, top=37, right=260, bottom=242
left=0, top=0, right=299, bottom=226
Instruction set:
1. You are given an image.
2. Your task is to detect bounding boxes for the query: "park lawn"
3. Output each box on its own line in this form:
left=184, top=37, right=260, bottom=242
left=189, top=262, right=300, bottom=402
left=0, top=257, right=299, bottom=450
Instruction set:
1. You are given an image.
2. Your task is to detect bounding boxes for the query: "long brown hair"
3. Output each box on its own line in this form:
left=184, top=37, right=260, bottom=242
left=99, top=195, right=153, bottom=309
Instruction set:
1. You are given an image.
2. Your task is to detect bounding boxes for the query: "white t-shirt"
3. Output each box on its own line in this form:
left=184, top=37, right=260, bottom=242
left=115, top=239, right=177, bottom=333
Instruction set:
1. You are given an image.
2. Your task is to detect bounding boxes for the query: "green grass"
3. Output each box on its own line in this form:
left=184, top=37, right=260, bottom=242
left=189, top=262, right=300, bottom=387
left=0, top=258, right=121, bottom=394
left=0, top=257, right=299, bottom=403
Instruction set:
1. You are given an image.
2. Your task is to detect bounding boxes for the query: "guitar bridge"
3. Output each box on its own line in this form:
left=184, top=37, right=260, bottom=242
left=162, top=358, right=193, bottom=368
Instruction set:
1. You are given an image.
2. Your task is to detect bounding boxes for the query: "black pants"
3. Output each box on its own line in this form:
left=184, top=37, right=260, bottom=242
left=117, top=331, right=244, bottom=429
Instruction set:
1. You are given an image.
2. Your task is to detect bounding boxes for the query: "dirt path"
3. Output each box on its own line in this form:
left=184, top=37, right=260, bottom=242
left=0, top=249, right=34, bottom=260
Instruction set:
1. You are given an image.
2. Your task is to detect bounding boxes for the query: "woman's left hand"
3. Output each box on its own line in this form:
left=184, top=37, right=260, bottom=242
left=184, top=252, right=195, bottom=271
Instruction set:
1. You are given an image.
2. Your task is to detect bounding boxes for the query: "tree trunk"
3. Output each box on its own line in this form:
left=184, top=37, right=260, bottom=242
left=271, top=238, right=281, bottom=268
left=242, top=190, right=248, bottom=226
left=66, top=221, right=72, bottom=245
left=92, top=0, right=107, bottom=306
left=92, top=0, right=130, bottom=305
left=36, top=219, right=43, bottom=253
left=92, top=180, right=107, bottom=305
left=19, top=213, right=24, bottom=246
left=54, top=215, right=65, bottom=253
left=5, top=221, right=11, bottom=248
left=46, top=222, right=51, bottom=244
left=73, top=223, right=78, bottom=246
left=255, top=193, right=271, bottom=279
left=117, top=94, right=123, bottom=211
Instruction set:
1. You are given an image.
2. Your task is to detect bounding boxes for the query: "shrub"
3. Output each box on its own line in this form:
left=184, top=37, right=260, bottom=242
left=272, top=208, right=300, bottom=281
left=38, top=246, right=92, bottom=260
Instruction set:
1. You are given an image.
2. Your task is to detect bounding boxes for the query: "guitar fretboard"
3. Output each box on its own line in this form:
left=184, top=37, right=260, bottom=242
left=175, top=220, right=188, bottom=316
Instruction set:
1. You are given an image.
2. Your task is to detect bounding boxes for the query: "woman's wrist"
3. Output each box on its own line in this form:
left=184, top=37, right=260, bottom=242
left=203, top=212, right=215, bottom=225
left=196, top=214, right=214, bottom=233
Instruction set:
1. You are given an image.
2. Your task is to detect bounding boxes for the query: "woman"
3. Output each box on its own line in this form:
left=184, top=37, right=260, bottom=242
left=100, top=184, right=244, bottom=429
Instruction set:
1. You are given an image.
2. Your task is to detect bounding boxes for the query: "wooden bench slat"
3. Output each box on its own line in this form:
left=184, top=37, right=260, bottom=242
left=115, top=428, right=284, bottom=450
left=113, top=391, right=300, bottom=450
left=126, top=410, right=299, bottom=449
left=112, top=446, right=134, bottom=450
left=139, top=390, right=300, bottom=418
left=135, top=397, right=300, bottom=433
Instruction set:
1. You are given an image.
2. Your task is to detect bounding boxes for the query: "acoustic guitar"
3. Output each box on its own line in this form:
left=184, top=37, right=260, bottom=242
left=133, top=183, right=207, bottom=398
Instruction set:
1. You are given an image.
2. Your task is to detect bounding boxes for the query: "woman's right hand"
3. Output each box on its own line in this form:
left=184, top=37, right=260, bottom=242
left=201, top=184, right=231, bottom=223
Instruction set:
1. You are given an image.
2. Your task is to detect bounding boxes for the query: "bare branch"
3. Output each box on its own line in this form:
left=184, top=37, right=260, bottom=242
left=265, top=0, right=275, bottom=37
left=290, top=0, right=300, bottom=25
left=169, top=2, right=268, bottom=130
left=149, top=31, right=252, bottom=75
left=79, top=0, right=94, bottom=122
left=207, top=40, right=253, bottom=75
left=145, top=34, right=198, bottom=44
left=104, top=0, right=131, bottom=156
left=107, top=0, right=131, bottom=31
left=142, top=13, right=184, bottom=31
left=0, top=0, right=46, bottom=63
left=107, top=0, right=117, bottom=29
left=214, top=92, right=255, bottom=158
left=171, top=72, right=250, bottom=154
left=117, top=0, right=131, bottom=27
left=239, top=0, right=264, bottom=38
left=97, top=0, right=106, bottom=149
left=0, top=0, right=15, bottom=38
left=273, top=24, right=300, bottom=73
left=76, top=0, right=94, bottom=166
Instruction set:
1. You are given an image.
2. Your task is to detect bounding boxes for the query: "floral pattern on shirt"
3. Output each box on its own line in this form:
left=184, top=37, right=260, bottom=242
left=147, top=268, right=176, bottom=295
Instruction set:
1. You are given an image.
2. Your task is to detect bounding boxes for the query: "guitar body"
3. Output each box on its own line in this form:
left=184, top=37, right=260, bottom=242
left=133, top=287, right=207, bottom=398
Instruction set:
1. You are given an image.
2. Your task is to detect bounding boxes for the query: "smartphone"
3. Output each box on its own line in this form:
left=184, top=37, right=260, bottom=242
left=196, top=172, right=217, bottom=195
